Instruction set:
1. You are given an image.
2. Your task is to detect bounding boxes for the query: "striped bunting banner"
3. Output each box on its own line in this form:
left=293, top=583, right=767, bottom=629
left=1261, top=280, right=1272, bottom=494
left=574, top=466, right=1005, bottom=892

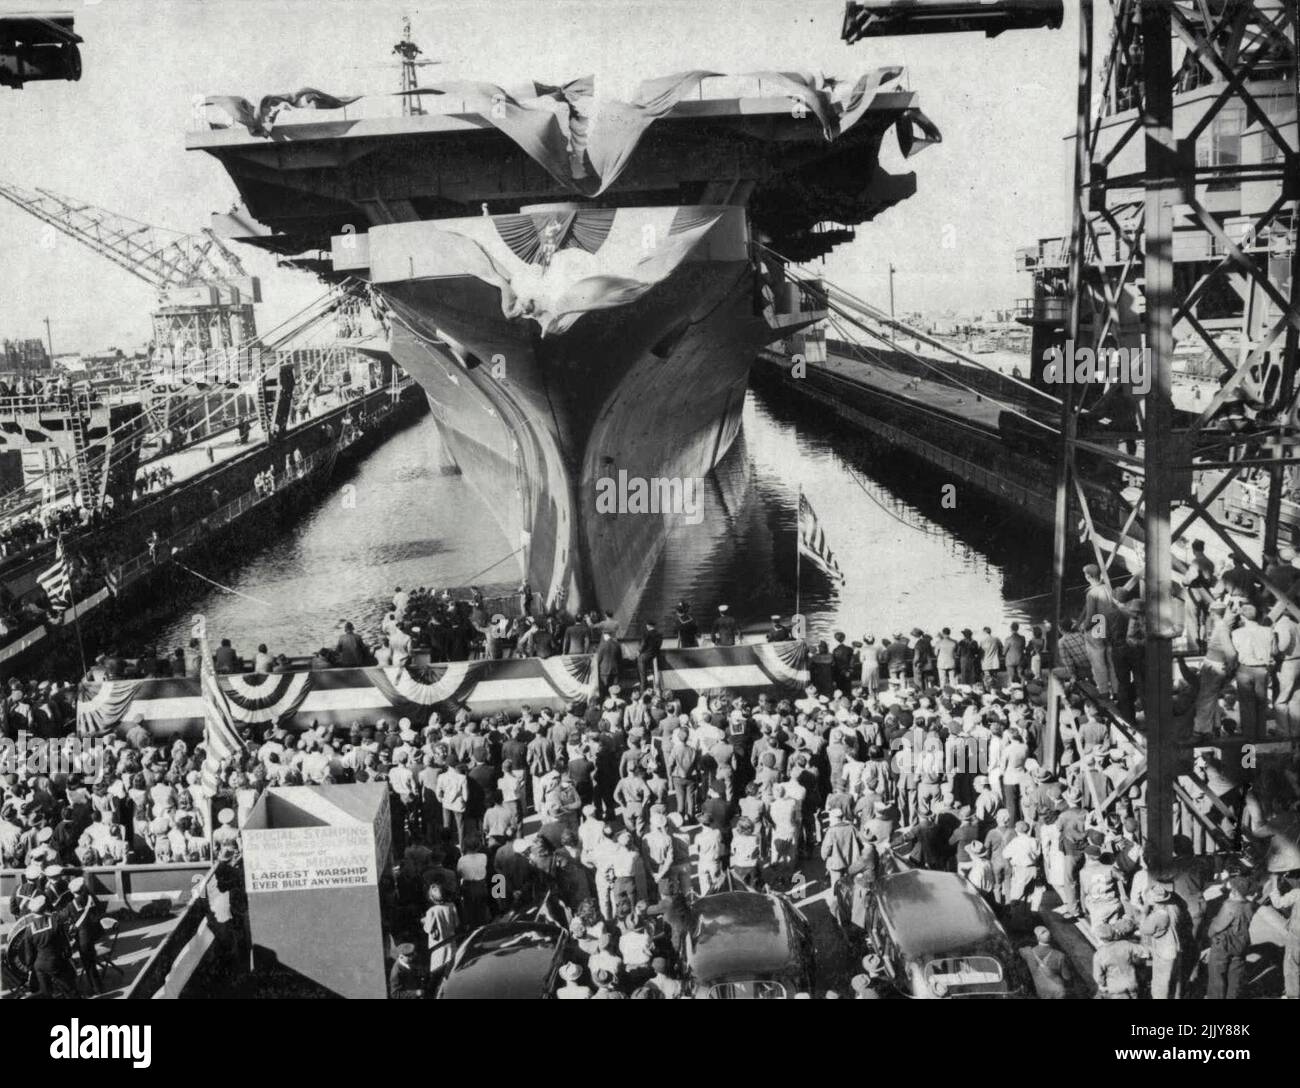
left=75, top=645, right=803, bottom=742
left=75, top=653, right=604, bottom=742
left=657, top=640, right=809, bottom=706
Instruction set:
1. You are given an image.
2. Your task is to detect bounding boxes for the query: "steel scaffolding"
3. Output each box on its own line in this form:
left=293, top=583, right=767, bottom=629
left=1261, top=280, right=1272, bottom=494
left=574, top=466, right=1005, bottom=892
left=1049, top=0, right=1298, bottom=863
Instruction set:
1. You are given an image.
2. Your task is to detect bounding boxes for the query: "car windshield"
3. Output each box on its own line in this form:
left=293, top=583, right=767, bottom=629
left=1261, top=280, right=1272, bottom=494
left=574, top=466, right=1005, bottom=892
left=704, top=980, right=788, bottom=999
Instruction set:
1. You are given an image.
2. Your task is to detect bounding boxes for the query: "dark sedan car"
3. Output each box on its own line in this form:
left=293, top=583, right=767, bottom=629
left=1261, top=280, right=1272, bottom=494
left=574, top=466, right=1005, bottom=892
left=862, top=869, right=1031, bottom=998
left=684, top=890, right=816, bottom=999
left=435, top=920, right=575, bottom=999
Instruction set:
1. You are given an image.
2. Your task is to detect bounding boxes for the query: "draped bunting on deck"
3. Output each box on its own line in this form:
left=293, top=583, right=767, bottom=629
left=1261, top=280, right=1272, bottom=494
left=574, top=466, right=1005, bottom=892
left=205, top=69, right=938, bottom=194
left=75, top=642, right=808, bottom=743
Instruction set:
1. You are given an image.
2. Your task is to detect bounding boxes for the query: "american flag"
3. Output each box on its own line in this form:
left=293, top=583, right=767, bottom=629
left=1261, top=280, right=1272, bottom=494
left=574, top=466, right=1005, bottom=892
left=798, top=489, right=845, bottom=583
left=198, top=636, right=246, bottom=793
left=36, top=539, right=72, bottom=614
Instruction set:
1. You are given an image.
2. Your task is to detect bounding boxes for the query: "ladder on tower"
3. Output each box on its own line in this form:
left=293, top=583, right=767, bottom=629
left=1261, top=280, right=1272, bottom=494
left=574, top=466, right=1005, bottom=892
left=68, top=409, right=94, bottom=506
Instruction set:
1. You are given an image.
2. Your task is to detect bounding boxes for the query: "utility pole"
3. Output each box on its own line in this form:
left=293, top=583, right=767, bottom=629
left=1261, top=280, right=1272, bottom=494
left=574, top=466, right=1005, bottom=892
left=43, top=315, right=53, bottom=362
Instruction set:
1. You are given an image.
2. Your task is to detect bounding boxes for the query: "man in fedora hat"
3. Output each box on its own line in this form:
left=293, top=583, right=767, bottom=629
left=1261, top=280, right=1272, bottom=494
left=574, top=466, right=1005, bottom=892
left=1140, top=883, right=1185, bottom=1000
left=820, top=808, right=860, bottom=922
left=1204, top=876, right=1255, bottom=1000
left=1092, top=922, right=1148, bottom=998
left=959, top=838, right=997, bottom=904
left=556, top=960, right=591, bottom=999
left=933, top=627, right=958, bottom=687
left=956, top=629, right=980, bottom=685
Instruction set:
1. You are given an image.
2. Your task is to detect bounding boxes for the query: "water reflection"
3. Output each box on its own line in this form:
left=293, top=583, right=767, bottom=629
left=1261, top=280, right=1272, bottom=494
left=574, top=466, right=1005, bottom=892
left=149, top=385, right=1060, bottom=654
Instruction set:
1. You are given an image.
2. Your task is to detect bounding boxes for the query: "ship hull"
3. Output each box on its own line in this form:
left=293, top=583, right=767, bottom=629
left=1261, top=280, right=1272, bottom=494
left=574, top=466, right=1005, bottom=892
left=372, top=205, right=779, bottom=618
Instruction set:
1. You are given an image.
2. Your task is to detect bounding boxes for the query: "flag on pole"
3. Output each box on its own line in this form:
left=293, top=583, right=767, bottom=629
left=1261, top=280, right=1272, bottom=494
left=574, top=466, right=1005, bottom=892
left=798, top=490, right=845, bottom=583
left=37, top=539, right=72, bottom=614
left=198, top=636, right=247, bottom=794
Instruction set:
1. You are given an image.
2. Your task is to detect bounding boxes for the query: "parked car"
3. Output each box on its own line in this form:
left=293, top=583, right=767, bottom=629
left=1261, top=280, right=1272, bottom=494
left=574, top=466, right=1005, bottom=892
left=684, top=890, right=816, bottom=998
left=861, top=869, right=1031, bottom=998
left=436, top=920, right=575, bottom=999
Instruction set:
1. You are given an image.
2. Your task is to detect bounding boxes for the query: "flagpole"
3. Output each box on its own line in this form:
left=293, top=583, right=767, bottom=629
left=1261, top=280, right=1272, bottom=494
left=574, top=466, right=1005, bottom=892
left=795, top=484, right=802, bottom=619
left=59, top=535, right=89, bottom=680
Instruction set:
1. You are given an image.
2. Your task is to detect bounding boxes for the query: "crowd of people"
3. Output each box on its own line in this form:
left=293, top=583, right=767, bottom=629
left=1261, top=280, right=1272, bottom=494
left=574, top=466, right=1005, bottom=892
left=4, top=552, right=1300, bottom=999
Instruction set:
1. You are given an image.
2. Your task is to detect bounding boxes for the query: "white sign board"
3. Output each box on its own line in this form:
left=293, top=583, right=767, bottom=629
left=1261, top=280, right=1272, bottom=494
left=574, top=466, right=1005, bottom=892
left=243, top=824, right=377, bottom=894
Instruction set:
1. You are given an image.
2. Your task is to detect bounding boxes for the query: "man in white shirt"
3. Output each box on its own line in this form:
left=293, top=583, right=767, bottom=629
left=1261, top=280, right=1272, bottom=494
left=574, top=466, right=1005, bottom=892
left=389, top=625, right=413, bottom=669
left=434, top=762, right=469, bottom=849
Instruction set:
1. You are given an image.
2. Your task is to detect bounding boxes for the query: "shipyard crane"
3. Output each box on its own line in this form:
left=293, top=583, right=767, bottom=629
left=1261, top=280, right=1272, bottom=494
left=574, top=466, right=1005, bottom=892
left=0, top=179, right=262, bottom=373
left=0, top=180, right=267, bottom=507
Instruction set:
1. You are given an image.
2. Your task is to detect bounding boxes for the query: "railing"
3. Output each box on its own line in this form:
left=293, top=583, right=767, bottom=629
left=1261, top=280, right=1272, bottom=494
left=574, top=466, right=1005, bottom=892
left=1016, top=237, right=1069, bottom=271
left=0, top=392, right=103, bottom=416
left=1, top=861, right=210, bottom=909
left=113, top=445, right=337, bottom=586
left=0, top=383, right=413, bottom=664
left=1014, top=296, right=1071, bottom=324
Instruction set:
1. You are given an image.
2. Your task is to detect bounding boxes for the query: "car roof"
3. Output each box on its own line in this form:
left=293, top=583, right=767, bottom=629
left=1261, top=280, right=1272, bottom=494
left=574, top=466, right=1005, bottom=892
left=876, top=870, right=1008, bottom=958
left=690, top=891, right=798, bottom=983
left=438, top=921, right=565, bottom=999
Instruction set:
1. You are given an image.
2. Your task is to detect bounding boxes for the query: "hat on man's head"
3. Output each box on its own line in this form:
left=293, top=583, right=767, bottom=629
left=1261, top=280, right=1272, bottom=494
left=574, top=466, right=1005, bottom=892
left=1033, top=926, right=1051, bottom=943
left=1147, top=883, right=1171, bottom=903
left=217, top=808, right=235, bottom=825
left=559, top=962, right=583, bottom=982
left=395, top=942, right=415, bottom=957
left=24, top=862, right=42, bottom=879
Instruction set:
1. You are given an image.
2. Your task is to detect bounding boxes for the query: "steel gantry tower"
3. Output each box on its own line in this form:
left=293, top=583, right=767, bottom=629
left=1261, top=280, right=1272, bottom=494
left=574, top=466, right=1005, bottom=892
left=1037, top=0, right=1298, bottom=863
left=844, top=0, right=1297, bottom=864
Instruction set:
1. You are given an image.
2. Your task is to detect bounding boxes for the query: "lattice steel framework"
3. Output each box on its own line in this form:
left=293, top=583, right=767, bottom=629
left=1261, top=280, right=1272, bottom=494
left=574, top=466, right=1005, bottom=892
left=1049, top=0, right=1298, bottom=862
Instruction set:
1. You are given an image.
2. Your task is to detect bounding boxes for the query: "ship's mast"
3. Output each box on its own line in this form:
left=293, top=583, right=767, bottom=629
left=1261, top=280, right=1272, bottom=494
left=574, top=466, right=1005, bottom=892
left=393, top=15, right=425, bottom=117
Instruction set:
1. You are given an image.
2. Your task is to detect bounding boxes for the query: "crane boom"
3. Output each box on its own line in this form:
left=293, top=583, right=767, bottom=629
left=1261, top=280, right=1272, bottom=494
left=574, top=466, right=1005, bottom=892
left=0, top=179, right=247, bottom=292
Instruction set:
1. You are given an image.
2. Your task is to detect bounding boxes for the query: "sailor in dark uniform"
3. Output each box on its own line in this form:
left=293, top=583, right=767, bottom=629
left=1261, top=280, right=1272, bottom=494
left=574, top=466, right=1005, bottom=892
left=766, top=614, right=792, bottom=642
left=13, top=862, right=44, bottom=918
left=64, top=876, right=105, bottom=994
left=674, top=601, right=699, bottom=649
left=43, top=864, right=72, bottom=913
left=388, top=942, right=425, bottom=999
left=26, top=895, right=78, bottom=998
left=711, top=604, right=739, bottom=647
